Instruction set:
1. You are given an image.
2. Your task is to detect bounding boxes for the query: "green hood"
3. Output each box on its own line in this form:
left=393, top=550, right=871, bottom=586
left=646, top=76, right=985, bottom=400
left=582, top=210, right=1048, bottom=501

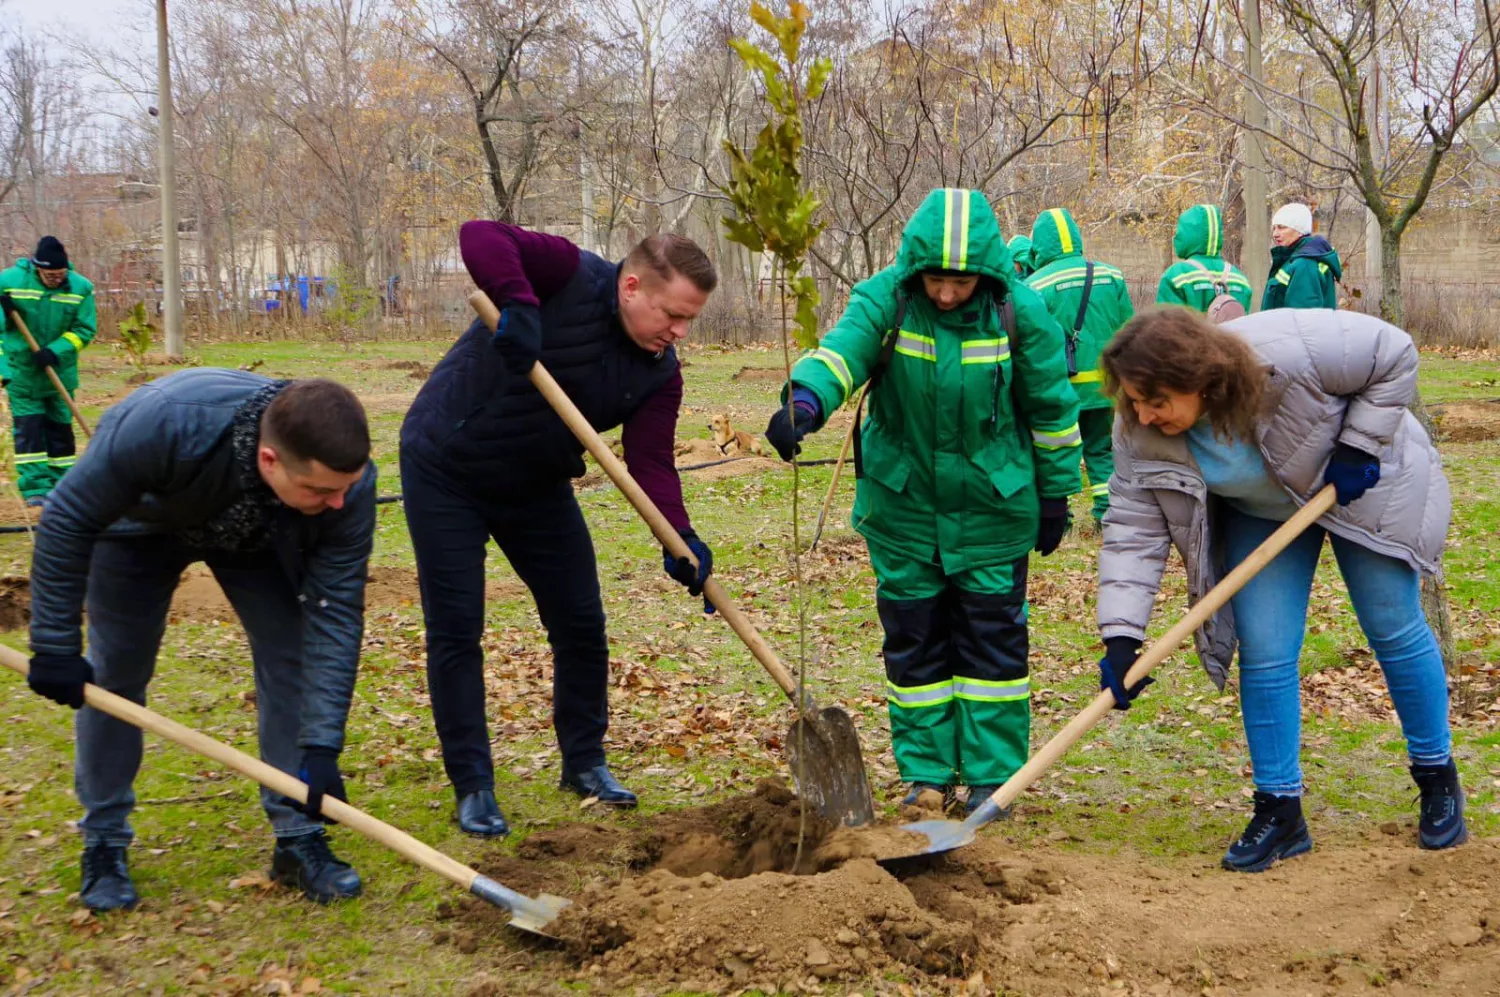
left=894, top=188, right=1013, bottom=283
left=1007, top=235, right=1033, bottom=271
left=1029, top=207, right=1085, bottom=269
left=1173, top=204, right=1227, bottom=259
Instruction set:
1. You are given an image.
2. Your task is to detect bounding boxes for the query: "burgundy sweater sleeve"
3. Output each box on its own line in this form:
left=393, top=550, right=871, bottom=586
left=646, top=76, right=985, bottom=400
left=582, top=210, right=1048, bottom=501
left=458, top=220, right=581, bottom=308
left=622, top=366, right=691, bottom=534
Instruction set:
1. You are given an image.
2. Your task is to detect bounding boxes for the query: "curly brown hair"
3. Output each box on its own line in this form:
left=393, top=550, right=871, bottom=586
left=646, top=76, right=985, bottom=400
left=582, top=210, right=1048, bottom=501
left=1101, top=308, right=1267, bottom=441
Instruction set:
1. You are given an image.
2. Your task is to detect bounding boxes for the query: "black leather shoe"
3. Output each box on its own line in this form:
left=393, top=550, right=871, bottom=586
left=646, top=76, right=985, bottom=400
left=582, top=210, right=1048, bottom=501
left=270, top=830, right=362, bottom=904
left=559, top=764, right=638, bottom=808
left=456, top=790, right=510, bottom=838
left=80, top=842, right=138, bottom=912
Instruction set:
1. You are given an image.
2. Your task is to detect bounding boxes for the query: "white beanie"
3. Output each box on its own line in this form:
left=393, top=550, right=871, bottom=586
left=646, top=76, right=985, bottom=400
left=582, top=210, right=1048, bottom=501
left=1272, top=203, right=1313, bottom=235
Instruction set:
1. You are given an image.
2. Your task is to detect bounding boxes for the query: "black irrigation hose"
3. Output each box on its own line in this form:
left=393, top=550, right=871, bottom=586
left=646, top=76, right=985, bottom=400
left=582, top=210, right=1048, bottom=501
left=0, top=460, right=843, bottom=534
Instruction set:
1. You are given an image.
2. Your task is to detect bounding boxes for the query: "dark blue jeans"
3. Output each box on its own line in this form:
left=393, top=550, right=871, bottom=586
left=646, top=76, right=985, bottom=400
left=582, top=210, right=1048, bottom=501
left=400, top=450, right=610, bottom=796
left=77, top=539, right=321, bottom=846
left=1224, top=507, right=1452, bottom=796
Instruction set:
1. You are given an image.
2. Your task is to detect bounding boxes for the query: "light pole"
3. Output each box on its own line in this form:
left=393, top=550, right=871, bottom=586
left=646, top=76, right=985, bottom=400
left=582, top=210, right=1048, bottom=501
left=156, top=0, right=183, bottom=357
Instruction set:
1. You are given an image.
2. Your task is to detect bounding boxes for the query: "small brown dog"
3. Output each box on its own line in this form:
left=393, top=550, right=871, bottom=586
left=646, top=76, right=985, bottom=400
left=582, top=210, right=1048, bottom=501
left=710, top=413, right=763, bottom=456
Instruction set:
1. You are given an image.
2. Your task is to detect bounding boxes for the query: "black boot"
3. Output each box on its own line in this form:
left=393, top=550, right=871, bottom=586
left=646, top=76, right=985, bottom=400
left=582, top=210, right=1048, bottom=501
left=456, top=790, right=510, bottom=838
left=80, top=842, right=138, bottom=912
left=1411, top=760, right=1469, bottom=851
left=963, top=786, right=1011, bottom=818
left=559, top=764, right=637, bottom=808
left=1221, top=792, right=1313, bottom=873
left=270, top=830, right=362, bottom=904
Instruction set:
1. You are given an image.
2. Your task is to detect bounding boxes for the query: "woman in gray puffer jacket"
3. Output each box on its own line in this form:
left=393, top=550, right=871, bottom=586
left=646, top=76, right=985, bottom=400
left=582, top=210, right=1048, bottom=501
left=1095, top=307, right=1464, bottom=874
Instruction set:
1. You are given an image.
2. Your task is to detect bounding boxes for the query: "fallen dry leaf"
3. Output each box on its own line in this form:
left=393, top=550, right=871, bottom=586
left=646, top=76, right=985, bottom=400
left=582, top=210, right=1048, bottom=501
left=299, top=978, right=322, bottom=994
left=229, top=871, right=276, bottom=891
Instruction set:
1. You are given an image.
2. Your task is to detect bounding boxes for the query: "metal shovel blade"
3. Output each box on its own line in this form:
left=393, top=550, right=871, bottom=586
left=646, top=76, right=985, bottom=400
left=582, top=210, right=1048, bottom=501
left=786, top=706, right=876, bottom=827
left=877, top=797, right=1008, bottom=865
left=471, top=874, right=573, bottom=939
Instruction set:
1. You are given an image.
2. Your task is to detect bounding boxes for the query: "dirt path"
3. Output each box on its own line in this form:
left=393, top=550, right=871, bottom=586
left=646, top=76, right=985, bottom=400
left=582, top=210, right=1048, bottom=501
left=451, top=781, right=1500, bottom=996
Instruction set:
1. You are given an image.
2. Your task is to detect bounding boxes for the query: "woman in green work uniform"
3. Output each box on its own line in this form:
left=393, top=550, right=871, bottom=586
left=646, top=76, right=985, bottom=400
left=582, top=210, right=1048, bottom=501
left=764, top=188, right=1082, bottom=813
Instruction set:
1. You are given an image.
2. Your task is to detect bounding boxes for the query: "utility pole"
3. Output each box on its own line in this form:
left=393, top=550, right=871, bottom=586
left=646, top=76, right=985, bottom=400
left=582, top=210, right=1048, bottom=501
left=157, top=0, right=183, bottom=357
left=1242, top=0, right=1270, bottom=311
left=1363, top=0, right=1386, bottom=311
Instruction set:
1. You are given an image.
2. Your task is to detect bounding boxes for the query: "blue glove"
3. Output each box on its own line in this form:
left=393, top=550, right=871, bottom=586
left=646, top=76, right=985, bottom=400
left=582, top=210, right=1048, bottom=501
left=1035, top=498, right=1071, bottom=556
left=27, top=653, right=93, bottom=709
left=492, top=303, right=542, bottom=374
left=31, top=347, right=58, bottom=369
left=295, top=747, right=347, bottom=823
left=664, top=530, right=715, bottom=613
left=1098, top=636, right=1153, bottom=710
left=764, top=388, right=821, bottom=462
left=1324, top=442, right=1380, bottom=506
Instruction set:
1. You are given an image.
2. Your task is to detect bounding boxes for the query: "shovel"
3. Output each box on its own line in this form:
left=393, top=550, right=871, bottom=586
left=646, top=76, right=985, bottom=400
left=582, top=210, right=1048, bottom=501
left=883, top=484, right=1340, bottom=862
left=469, top=290, right=876, bottom=827
left=0, top=645, right=570, bottom=937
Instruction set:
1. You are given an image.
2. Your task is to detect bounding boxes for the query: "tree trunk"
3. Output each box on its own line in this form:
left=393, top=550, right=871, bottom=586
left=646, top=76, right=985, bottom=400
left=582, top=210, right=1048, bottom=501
left=1378, top=226, right=1403, bottom=326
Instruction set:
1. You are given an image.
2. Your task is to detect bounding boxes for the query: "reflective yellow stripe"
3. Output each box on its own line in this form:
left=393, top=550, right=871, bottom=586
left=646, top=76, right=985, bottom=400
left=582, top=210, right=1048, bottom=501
left=958, top=189, right=971, bottom=271
left=808, top=348, right=853, bottom=398
left=1317, top=262, right=1329, bottom=275
left=6, top=289, right=41, bottom=299
left=13, top=453, right=48, bottom=465
left=1276, top=271, right=1292, bottom=285
left=1049, top=209, right=1074, bottom=254
left=953, top=677, right=1030, bottom=703
left=47, top=455, right=76, bottom=468
left=888, top=679, right=955, bottom=708
left=941, top=189, right=970, bottom=270
left=53, top=294, right=83, bottom=305
left=1032, top=423, right=1082, bottom=449
left=1070, top=369, right=1103, bottom=384
left=895, top=331, right=937, bottom=362
left=960, top=337, right=1010, bottom=365
left=1201, top=204, right=1220, bottom=256
left=61, top=332, right=84, bottom=351
left=1089, top=481, right=1111, bottom=497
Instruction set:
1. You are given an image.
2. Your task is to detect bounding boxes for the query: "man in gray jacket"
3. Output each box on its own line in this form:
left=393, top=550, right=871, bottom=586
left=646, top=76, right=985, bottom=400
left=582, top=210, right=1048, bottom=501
left=26, top=369, right=377, bottom=911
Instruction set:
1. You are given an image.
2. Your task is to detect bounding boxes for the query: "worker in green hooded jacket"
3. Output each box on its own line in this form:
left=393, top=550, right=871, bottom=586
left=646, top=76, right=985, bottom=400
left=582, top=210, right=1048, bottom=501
left=1007, top=235, right=1035, bottom=279
left=1025, top=208, right=1133, bottom=523
left=763, top=189, right=1083, bottom=814
left=0, top=236, right=96, bottom=504
left=1261, top=203, right=1341, bottom=310
left=1155, top=204, right=1254, bottom=314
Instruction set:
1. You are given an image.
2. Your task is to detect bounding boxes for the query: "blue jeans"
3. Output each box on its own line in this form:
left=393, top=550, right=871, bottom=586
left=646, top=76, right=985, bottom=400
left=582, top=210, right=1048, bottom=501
left=1223, top=507, right=1452, bottom=796
left=76, top=538, right=323, bottom=846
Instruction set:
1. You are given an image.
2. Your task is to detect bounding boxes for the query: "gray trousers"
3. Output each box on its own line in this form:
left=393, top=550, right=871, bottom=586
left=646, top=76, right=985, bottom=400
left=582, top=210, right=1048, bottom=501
left=76, top=538, right=322, bottom=846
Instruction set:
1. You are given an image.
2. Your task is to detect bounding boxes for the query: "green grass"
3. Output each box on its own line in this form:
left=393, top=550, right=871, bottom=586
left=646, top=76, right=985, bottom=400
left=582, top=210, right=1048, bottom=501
left=0, top=340, right=1495, bottom=994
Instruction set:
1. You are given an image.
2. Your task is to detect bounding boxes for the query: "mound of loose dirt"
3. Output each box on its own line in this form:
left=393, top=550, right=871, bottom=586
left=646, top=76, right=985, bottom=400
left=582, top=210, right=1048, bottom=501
left=1431, top=399, right=1500, bottom=442
left=0, top=575, right=28, bottom=630
left=452, top=781, right=1500, bottom=995
left=732, top=366, right=788, bottom=382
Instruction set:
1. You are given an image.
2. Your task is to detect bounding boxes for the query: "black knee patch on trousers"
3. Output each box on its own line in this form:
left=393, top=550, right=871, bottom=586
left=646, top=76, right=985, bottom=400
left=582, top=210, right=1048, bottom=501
left=949, top=566, right=1029, bottom=682
left=44, top=419, right=75, bottom=458
left=878, top=593, right=951, bottom=686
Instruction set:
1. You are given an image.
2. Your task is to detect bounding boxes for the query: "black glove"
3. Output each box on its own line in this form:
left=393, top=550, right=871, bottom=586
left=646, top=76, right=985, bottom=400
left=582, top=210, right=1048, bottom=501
left=1034, top=498, right=1071, bottom=556
left=296, top=748, right=347, bottom=823
left=27, top=653, right=93, bottom=709
left=1098, top=636, right=1154, bottom=710
left=1324, top=442, right=1381, bottom=506
left=31, top=347, right=58, bottom=369
left=492, top=303, right=542, bottom=375
left=663, top=530, right=715, bottom=613
left=0, top=292, right=16, bottom=320
left=764, top=397, right=819, bottom=462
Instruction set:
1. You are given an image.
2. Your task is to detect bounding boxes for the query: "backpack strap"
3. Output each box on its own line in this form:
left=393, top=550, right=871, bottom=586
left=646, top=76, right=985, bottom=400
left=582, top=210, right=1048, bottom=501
left=1063, top=262, right=1093, bottom=378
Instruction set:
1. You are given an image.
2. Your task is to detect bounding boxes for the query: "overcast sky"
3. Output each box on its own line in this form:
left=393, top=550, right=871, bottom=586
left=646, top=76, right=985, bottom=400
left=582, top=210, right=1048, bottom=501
left=20, top=0, right=127, bottom=32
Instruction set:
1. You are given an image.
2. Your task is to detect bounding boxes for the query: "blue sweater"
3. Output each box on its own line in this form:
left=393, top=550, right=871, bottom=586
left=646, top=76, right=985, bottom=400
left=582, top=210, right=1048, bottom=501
left=1185, top=420, right=1297, bottom=522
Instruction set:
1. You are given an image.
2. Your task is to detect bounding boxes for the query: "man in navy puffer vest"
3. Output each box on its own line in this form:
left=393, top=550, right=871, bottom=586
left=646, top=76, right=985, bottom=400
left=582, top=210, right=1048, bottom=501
left=401, top=222, right=720, bottom=836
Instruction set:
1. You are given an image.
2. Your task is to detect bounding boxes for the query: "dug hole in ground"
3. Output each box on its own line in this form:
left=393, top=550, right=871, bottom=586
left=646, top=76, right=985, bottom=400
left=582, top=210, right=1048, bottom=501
left=444, top=779, right=1500, bottom=997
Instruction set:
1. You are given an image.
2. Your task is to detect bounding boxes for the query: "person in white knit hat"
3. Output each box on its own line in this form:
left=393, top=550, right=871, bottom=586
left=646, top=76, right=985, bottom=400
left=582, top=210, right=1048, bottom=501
left=1261, top=203, right=1341, bottom=311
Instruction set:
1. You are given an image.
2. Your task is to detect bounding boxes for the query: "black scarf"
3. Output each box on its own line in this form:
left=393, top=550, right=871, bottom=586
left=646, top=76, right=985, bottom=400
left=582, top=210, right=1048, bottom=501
left=177, top=381, right=289, bottom=552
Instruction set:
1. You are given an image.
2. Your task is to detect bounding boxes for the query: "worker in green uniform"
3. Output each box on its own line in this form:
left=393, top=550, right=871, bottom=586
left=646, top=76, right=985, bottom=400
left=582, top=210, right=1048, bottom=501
left=1155, top=204, right=1254, bottom=314
left=1025, top=208, right=1134, bottom=523
left=0, top=236, right=96, bottom=505
left=764, top=188, right=1082, bottom=814
left=1261, top=203, right=1341, bottom=310
left=1007, top=234, right=1035, bottom=279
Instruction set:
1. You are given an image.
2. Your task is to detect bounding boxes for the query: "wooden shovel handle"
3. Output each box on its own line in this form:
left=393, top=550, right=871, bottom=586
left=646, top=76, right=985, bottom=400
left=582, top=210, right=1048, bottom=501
left=0, top=644, right=481, bottom=893
left=6, top=308, right=91, bottom=438
left=468, top=290, right=801, bottom=699
left=985, top=485, right=1340, bottom=813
